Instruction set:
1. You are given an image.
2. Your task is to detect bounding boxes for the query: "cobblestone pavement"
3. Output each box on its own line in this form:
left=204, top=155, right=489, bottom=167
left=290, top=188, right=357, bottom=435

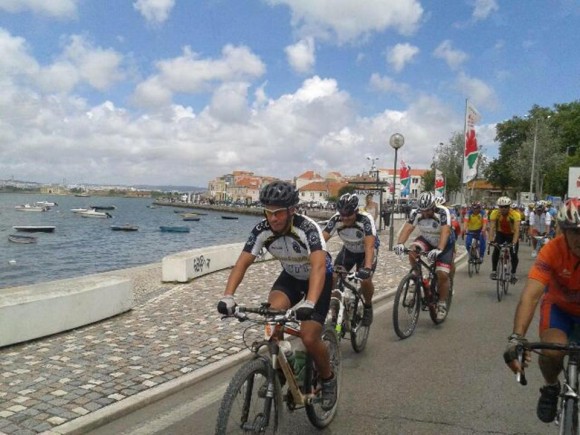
left=0, top=222, right=463, bottom=434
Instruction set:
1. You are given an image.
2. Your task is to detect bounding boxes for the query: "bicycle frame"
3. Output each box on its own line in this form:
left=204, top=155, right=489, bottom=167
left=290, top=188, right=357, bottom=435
left=406, top=249, right=438, bottom=309
left=330, top=266, right=363, bottom=335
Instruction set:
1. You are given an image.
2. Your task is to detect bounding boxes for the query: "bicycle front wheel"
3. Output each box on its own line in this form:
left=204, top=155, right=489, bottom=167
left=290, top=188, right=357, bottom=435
left=496, top=266, right=504, bottom=302
left=393, top=273, right=421, bottom=339
left=305, top=325, right=341, bottom=428
left=467, top=257, right=474, bottom=277
left=503, top=263, right=510, bottom=295
left=215, top=357, right=281, bottom=435
left=350, top=298, right=369, bottom=353
left=560, top=396, right=578, bottom=435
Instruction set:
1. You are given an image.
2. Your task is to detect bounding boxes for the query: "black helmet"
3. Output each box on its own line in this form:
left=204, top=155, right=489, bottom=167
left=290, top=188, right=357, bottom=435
left=417, top=191, right=436, bottom=211
left=337, top=193, right=359, bottom=215
left=259, top=181, right=299, bottom=207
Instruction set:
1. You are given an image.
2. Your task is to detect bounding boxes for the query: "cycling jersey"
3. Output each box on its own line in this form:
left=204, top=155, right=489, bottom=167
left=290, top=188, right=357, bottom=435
left=243, top=214, right=332, bottom=280
left=489, top=209, right=520, bottom=235
left=531, top=235, right=580, bottom=316
left=464, top=210, right=487, bottom=232
left=323, top=211, right=379, bottom=253
left=406, top=206, right=454, bottom=248
left=529, top=212, right=551, bottom=234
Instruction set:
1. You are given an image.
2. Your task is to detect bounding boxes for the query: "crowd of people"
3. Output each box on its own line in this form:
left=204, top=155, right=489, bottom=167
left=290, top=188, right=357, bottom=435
left=214, top=179, right=579, bottom=426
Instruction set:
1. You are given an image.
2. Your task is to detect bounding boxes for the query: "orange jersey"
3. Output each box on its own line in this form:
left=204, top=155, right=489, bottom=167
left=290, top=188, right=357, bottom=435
left=529, top=235, right=580, bottom=315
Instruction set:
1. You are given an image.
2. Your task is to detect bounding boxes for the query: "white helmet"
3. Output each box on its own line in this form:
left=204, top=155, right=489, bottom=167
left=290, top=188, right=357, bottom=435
left=496, top=196, right=512, bottom=207
left=417, top=192, right=436, bottom=211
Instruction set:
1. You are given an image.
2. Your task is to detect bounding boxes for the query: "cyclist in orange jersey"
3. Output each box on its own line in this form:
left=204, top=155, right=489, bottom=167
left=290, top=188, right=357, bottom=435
left=503, top=198, right=580, bottom=424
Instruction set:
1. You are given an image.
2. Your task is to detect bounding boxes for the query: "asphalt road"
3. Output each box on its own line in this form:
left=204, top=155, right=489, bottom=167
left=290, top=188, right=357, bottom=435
left=87, top=240, right=551, bottom=435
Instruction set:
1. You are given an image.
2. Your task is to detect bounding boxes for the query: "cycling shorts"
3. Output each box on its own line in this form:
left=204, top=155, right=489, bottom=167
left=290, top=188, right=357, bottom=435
left=410, top=236, right=454, bottom=273
left=540, top=299, right=580, bottom=337
left=334, top=247, right=378, bottom=274
left=271, top=270, right=332, bottom=325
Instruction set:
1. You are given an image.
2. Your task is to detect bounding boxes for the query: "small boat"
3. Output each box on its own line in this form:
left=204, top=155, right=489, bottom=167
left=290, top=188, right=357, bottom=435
left=79, top=209, right=113, bottom=218
left=221, top=215, right=239, bottom=220
left=8, top=234, right=37, bottom=244
left=111, top=225, right=139, bottom=232
left=160, top=226, right=190, bottom=233
left=13, top=226, right=56, bottom=233
left=35, top=201, right=58, bottom=207
left=90, top=205, right=116, bottom=210
left=147, top=205, right=159, bottom=209
left=182, top=216, right=201, bottom=222
left=15, top=204, right=48, bottom=212
left=75, top=193, right=90, bottom=197
left=71, top=208, right=89, bottom=213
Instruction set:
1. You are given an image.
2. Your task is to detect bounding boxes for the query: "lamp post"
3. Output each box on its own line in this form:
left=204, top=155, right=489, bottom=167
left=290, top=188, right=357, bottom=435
left=529, top=119, right=538, bottom=200
left=388, top=133, right=405, bottom=250
left=367, top=156, right=381, bottom=228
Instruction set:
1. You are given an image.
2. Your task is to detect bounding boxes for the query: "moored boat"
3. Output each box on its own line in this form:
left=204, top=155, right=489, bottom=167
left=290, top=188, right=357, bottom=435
left=79, top=209, right=112, bottom=218
left=159, top=226, right=190, bottom=233
left=35, top=201, right=58, bottom=207
left=15, top=204, right=48, bottom=212
left=182, top=216, right=201, bottom=222
left=90, top=205, right=116, bottom=210
left=111, top=225, right=139, bottom=231
left=8, top=234, right=38, bottom=244
left=221, top=215, right=239, bottom=220
left=13, top=226, right=56, bottom=233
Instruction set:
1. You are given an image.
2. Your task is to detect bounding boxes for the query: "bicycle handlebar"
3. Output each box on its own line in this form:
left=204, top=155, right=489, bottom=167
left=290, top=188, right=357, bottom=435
left=223, top=304, right=296, bottom=323
left=514, top=342, right=580, bottom=386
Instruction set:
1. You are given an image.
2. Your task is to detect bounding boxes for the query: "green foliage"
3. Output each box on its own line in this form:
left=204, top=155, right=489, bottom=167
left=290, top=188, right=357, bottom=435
left=422, top=132, right=465, bottom=194
left=338, top=184, right=357, bottom=197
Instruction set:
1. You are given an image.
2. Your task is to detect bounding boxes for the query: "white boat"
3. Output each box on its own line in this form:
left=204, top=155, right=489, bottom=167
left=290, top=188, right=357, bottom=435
left=15, top=204, right=48, bottom=212
left=79, top=209, right=112, bottom=218
left=35, top=201, right=58, bottom=207
left=71, top=208, right=89, bottom=213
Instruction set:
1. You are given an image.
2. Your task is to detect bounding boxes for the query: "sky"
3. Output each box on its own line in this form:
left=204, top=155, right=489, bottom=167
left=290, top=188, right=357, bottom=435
left=1, top=0, right=579, bottom=188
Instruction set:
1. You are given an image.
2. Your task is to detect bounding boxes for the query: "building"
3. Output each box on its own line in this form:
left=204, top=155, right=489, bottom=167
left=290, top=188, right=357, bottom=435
left=298, top=181, right=348, bottom=205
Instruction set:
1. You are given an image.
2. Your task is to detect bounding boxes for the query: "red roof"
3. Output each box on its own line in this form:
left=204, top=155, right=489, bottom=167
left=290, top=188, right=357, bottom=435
left=296, top=170, right=323, bottom=180
left=299, top=181, right=347, bottom=197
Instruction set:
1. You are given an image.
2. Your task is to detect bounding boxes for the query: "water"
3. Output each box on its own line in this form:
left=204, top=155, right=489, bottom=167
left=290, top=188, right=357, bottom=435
left=0, top=193, right=262, bottom=289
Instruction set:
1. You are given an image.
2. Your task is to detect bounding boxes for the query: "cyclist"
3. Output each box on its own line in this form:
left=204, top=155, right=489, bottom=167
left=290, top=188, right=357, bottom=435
left=462, top=201, right=487, bottom=264
left=529, top=202, right=552, bottom=258
left=217, top=180, right=337, bottom=410
left=488, top=196, right=521, bottom=283
left=503, top=198, right=580, bottom=423
left=322, top=193, right=379, bottom=326
left=394, top=191, right=454, bottom=321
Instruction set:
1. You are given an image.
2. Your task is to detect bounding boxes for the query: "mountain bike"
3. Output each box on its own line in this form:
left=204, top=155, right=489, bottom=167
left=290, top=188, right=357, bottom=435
left=326, top=265, right=369, bottom=353
left=215, top=303, right=341, bottom=434
left=466, top=232, right=482, bottom=278
left=489, top=242, right=513, bottom=302
left=515, top=341, right=580, bottom=434
left=393, top=247, right=454, bottom=339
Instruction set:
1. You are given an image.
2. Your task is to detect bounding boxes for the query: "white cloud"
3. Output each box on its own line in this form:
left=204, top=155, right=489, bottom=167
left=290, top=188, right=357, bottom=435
left=132, top=45, right=266, bottom=108
left=472, top=0, right=499, bottom=21
left=455, top=72, right=498, bottom=111
left=133, top=0, right=175, bottom=24
left=0, top=0, right=77, bottom=17
left=387, top=42, right=419, bottom=72
left=369, top=73, right=408, bottom=96
left=433, top=40, right=468, bottom=70
left=266, top=0, right=424, bottom=43
left=285, top=37, right=316, bottom=73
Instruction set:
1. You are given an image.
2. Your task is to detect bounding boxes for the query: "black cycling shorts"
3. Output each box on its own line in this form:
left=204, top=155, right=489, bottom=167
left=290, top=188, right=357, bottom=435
left=271, top=270, right=332, bottom=325
left=334, top=247, right=378, bottom=273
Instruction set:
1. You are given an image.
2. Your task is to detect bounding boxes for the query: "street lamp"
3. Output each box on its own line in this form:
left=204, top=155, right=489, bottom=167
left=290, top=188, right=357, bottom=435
left=367, top=156, right=381, bottom=229
left=388, top=133, right=405, bottom=250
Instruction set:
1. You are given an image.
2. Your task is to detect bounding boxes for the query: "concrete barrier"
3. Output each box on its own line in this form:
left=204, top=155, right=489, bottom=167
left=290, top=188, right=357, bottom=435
left=0, top=275, right=133, bottom=348
left=162, top=242, right=272, bottom=283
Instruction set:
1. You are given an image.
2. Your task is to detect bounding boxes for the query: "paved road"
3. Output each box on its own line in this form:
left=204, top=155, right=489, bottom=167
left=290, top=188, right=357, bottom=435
left=85, top=240, right=551, bottom=434
left=0, top=223, right=411, bottom=435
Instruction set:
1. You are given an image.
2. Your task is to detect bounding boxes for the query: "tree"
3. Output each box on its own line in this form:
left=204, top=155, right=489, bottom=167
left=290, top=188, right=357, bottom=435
left=430, top=132, right=464, bottom=195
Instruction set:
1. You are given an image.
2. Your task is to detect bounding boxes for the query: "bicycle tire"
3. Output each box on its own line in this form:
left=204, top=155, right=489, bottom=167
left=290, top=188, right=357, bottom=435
left=392, top=273, right=421, bottom=339
left=496, top=265, right=504, bottom=302
left=467, top=257, right=474, bottom=277
left=560, top=396, right=578, bottom=435
left=503, top=262, right=510, bottom=295
left=475, top=254, right=481, bottom=273
left=305, top=325, right=341, bottom=428
left=215, top=357, right=281, bottom=435
left=350, top=297, right=369, bottom=353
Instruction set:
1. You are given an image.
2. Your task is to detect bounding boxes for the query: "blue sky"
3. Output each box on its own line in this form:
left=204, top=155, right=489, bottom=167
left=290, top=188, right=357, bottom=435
left=1, top=0, right=578, bottom=187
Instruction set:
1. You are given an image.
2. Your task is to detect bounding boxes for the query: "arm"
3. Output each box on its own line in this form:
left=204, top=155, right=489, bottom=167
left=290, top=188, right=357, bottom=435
left=223, top=251, right=256, bottom=296
left=438, top=225, right=451, bottom=251
left=512, top=278, right=545, bottom=336
left=397, top=222, right=415, bottom=245
left=322, top=230, right=331, bottom=242
left=305, top=250, right=327, bottom=304
left=512, top=219, right=520, bottom=245
left=363, top=235, right=375, bottom=269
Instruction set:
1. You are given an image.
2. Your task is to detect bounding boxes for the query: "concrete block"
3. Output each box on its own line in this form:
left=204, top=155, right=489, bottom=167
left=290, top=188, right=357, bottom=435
left=0, top=275, right=133, bottom=348
left=162, top=242, right=273, bottom=283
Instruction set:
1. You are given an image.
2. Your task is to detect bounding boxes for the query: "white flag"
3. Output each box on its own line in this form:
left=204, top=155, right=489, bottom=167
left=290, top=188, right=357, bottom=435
left=463, top=101, right=481, bottom=184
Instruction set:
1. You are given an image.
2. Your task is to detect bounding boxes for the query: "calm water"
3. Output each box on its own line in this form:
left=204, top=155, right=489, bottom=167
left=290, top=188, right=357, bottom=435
left=0, top=193, right=262, bottom=289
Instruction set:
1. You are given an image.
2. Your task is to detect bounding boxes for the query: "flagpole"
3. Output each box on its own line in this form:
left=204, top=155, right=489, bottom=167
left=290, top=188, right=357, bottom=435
left=461, top=98, right=468, bottom=205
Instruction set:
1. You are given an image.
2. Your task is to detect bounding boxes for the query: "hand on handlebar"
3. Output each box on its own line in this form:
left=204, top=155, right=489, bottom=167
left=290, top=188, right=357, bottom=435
left=394, top=244, right=405, bottom=256
left=293, top=300, right=315, bottom=321
left=503, top=333, right=531, bottom=375
left=355, top=267, right=372, bottom=280
left=217, top=295, right=237, bottom=316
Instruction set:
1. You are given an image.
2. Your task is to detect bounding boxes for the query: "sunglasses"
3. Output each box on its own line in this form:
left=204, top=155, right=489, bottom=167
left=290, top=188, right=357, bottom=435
left=263, top=207, right=288, bottom=218
left=499, top=206, right=509, bottom=209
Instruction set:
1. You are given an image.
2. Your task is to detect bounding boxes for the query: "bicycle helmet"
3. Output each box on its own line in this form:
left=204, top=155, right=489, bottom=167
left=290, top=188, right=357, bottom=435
left=471, top=201, right=481, bottom=208
left=259, top=181, right=299, bottom=207
left=496, top=196, right=512, bottom=207
left=417, top=191, right=436, bottom=211
left=336, top=193, right=359, bottom=215
left=557, top=198, right=580, bottom=229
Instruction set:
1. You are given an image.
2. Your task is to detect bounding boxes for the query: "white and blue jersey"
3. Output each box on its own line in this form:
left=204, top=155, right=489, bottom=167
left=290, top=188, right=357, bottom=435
left=243, top=214, right=332, bottom=280
left=323, top=210, right=379, bottom=254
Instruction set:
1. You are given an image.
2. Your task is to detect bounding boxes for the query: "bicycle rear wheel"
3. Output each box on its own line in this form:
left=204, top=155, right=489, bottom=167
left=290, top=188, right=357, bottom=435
left=305, top=325, right=341, bottom=428
left=393, top=273, right=421, bottom=339
left=215, top=357, right=281, bottom=434
left=350, top=297, right=369, bottom=353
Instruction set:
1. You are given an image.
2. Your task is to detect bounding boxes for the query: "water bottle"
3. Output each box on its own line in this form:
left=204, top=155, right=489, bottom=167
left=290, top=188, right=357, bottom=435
left=293, top=350, right=307, bottom=385
left=278, top=340, right=295, bottom=367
